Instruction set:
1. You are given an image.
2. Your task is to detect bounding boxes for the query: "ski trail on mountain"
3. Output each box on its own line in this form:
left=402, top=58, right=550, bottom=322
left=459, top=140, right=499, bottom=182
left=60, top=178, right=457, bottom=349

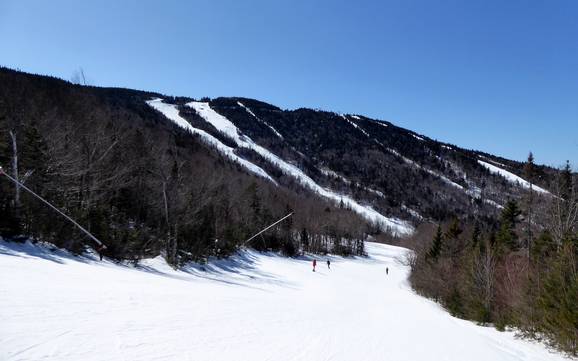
left=187, top=101, right=412, bottom=235
left=0, top=240, right=566, bottom=361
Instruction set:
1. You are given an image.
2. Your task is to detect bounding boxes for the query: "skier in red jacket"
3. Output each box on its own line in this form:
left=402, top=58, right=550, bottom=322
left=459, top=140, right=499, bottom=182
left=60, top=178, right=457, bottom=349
left=312, top=259, right=317, bottom=272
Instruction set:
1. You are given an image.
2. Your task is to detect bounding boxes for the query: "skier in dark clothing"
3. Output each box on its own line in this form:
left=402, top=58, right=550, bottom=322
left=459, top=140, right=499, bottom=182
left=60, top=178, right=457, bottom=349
left=97, top=245, right=107, bottom=261
left=386, top=267, right=389, bottom=275
left=313, top=259, right=317, bottom=272
left=327, top=260, right=331, bottom=269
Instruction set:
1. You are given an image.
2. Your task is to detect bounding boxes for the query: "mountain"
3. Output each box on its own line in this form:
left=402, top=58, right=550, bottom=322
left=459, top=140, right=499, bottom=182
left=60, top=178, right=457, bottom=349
left=0, top=67, right=562, bottom=261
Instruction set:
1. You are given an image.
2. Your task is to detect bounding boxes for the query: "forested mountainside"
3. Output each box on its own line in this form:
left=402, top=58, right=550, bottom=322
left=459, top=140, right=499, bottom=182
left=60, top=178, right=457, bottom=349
left=1, top=67, right=576, bottom=354
left=0, top=67, right=564, bottom=263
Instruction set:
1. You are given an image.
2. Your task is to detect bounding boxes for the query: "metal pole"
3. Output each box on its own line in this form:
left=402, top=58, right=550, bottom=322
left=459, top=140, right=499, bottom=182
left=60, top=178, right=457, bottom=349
left=241, top=212, right=293, bottom=247
left=0, top=165, right=105, bottom=248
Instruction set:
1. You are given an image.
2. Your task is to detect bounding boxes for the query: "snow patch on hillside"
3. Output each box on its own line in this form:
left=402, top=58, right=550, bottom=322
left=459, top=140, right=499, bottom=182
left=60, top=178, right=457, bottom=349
left=319, top=168, right=386, bottom=198
left=189, top=102, right=412, bottom=235
left=485, top=198, right=504, bottom=209
left=237, top=101, right=284, bottom=139
left=378, top=121, right=389, bottom=128
left=387, top=148, right=464, bottom=190
left=402, top=204, right=424, bottom=220
left=340, top=115, right=370, bottom=137
left=478, top=160, right=549, bottom=194
left=146, top=98, right=275, bottom=182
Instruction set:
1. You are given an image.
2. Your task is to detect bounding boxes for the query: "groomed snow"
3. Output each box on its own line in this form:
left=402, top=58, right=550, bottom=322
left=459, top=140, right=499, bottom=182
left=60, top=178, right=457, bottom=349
left=188, top=102, right=412, bottom=235
left=0, top=240, right=566, bottom=361
left=146, top=98, right=275, bottom=182
left=478, top=160, right=550, bottom=194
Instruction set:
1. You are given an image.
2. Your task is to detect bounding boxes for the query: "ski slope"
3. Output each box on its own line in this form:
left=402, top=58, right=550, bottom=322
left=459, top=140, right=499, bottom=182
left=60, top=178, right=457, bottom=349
left=186, top=101, right=411, bottom=235
left=478, top=160, right=550, bottom=194
left=0, top=241, right=566, bottom=361
left=147, top=98, right=411, bottom=235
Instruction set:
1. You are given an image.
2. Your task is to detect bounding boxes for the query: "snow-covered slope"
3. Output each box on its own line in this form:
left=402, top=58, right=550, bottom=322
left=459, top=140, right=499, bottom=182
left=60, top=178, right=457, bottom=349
left=147, top=98, right=410, bottom=235
left=478, top=160, right=550, bottom=194
left=0, top=241, right=565, bottom=361
left=146, top=98, right=275, bottom=182
left=187, top=101, right=412, bottom=235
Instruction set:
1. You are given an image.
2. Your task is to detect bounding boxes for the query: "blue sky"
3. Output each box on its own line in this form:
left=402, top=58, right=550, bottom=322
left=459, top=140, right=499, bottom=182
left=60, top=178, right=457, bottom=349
left=1, top=0, right=577, bottom=167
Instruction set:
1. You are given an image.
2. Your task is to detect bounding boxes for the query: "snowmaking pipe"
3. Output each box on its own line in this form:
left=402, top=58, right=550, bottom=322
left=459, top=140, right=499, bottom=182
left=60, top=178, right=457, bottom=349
left=241, top=212, right=293, bottom=247
left=0, top=165, right=106, bottom=248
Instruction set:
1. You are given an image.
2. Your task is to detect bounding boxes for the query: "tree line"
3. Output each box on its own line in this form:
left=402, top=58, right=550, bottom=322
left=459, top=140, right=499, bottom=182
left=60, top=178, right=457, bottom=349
left=407, top=156, right=577, bottom=355
left=0, top=68, right=367, bottom=266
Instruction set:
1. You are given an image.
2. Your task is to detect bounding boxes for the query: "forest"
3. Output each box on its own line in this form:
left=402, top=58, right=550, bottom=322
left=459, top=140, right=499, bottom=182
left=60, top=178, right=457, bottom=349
left=408, top=157, right=577, bottom=355
left=0, top=68, right=367, bottom=265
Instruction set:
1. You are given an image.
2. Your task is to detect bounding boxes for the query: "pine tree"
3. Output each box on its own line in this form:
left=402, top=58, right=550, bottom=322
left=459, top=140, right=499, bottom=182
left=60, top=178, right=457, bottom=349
left=560, top=160, right=572, bottom=202
left=537, top=243, right=578, bottom=355
left=445, top=218, right=463, bottom=240
left=523, top=152, right=536, bottom=257
left=471, top=222, right=481, bottom=249
left=497, top=200, right=522, bottom=252
left=444, top=218, right=464, bottom=258
left=300, top=228, right=309, bottom=251
left=247, top=182, right=261, bottom=226
left=428, top=225, right=443, bottom=261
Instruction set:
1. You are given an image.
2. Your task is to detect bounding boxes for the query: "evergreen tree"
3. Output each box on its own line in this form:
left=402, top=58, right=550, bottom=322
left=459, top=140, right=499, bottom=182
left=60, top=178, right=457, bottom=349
left=247, top=182, right=262, bottom=226
left=428, top=225, right=443, bottom=261
left=523, top=152, right=536, bottom=257
left=444, top=218, right=464, bottom=258
left=300, top=228, right=309, bottom=251
left=471, top=222, right=481, bottom=249
left=445, top=218, right=463, bottom=240
left=560, top=160, right=573, bottom=202
left=497, top=200, right=522, bottom=252
left=531, top=230, right=555, bottom=265
left=537, top=244, right=578, bottom=355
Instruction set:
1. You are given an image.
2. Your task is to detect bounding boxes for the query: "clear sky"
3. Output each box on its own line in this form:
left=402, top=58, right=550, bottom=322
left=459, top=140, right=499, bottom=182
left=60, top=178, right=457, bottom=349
left=1, top=0, right=577, bottom=168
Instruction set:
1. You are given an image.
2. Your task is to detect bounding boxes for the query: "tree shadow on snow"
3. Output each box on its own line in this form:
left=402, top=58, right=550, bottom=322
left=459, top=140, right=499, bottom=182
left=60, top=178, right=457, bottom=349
left=0, top=240, right=86, bottom=264
left=0, top=240, right=301, bottom=290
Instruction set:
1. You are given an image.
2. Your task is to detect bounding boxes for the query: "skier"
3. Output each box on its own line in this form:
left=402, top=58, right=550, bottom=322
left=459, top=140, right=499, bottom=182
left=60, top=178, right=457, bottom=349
left=386, top=267, right=389, bottom=275
left=97, top=244, right=107, bottom=261
left=327, top=259, right=331, bottom=269
left=312, top=259, right=317, bottom=272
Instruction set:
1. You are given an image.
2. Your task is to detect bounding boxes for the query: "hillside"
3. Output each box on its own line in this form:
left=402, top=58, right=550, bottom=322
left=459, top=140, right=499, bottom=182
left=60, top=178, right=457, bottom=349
left=0, top=67, right=563, bottom=262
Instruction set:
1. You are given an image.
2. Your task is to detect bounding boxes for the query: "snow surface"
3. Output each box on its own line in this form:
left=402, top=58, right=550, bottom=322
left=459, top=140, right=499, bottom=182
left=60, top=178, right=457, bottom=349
left=478, top=160, right=550, bottom=194
left=378, top=121, right=389, bottom=128
left=146, top=98, right=275, bottom=182
left=237, top=101, right=284, bottom=139
left=387, top=148, right=465, bottom=190
left=319, top=168, right=386, bottom=198
left=340, top=115, right=369, bottom=137
left=188, top=102, right=411, bottom=235
left=0, top=240, right=567, bottom=361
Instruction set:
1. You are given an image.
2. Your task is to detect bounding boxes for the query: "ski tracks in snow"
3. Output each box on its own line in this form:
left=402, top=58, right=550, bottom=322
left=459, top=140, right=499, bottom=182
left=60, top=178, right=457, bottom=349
left=0, top=241, right=569, bottom=361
